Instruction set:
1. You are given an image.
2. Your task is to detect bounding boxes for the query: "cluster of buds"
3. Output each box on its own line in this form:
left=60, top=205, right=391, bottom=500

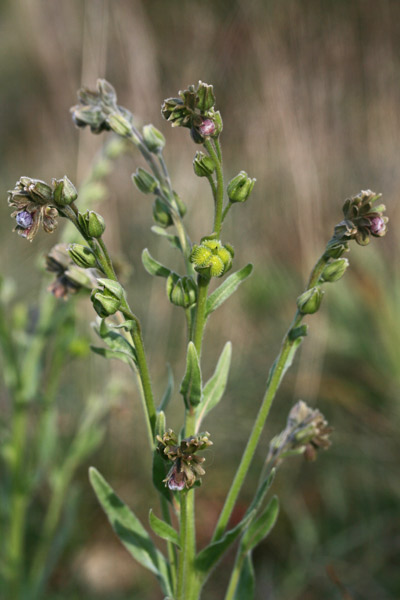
left=46, top=244, right=99, bottom=299
left=8, top=176, right=77, bottom=242
left=190, top=238, right=234, bottom=278
left=267, top=400, right=332, bottom=467
left=326, top=190, right=388, bottom=256
left=71, top=79, right=133, bottom=137
left=157, top=429, right=213, bottom=491
left=161, top=81, right=223, bottom=143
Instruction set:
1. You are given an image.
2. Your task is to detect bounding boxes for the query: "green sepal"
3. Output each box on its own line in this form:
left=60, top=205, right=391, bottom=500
left=196, top=342, right=232, bottom=429
left=195, top=510, right=254, bottom=574
left=151, top=226, right=182, bottom=250
left=179, top=341, right=202, bottom=408
left=233, top=553, right=255, bottom=600
left=241, top=496, right=279, bottom=553
left=142, top=248, right=171, bottom=278
left=205, top=264, right=253, bottom=318
left=89, top=467, right=172, bottom=596
left=149, top=509, right=181, bottom=548
left=158, top=364, right=174, bottom=411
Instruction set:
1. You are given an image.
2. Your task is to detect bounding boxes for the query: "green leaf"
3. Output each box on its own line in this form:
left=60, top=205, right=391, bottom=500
left=245, top=469, right=276, bottom=518
left=158, top=364, right=174, bottom=411
left=93, top=319, right=137, bottom=364
left=151, top=226, right=181, bottom=250
left=205, top=264, right=253, bottom=318
left=142, top=248, right=171, bottom=278
left=90, top=346, right=135, bottom=365
left=149, top=509, right=181, bottom=548
left=89, top=467, right=172, bottom=596
left=195, top=342, right=232, bottom=428
left=180, top=342, right=202, bottom=408
left=234, top=552, right=255, bottom=600
left=195, top=510, right=254, bottom=574
left=241, top=496, right=279, bottom=553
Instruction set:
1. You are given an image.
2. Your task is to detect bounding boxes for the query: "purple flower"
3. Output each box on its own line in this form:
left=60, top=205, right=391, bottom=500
left=369, top=215, right=386, bottom=236
left=198, top=119, right=215, bottom=137
left=16, top=210, right=33, bottom=229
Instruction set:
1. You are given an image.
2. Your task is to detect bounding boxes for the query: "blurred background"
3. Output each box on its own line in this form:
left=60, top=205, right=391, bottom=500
left=0, top=0, right=399, bottom=598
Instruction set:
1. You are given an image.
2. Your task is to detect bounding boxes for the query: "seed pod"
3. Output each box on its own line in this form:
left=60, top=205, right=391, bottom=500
left=227, top=171, right=256, bottom=203
left=296, top=287, right=324, bottom=314
left=132, top=168, right=159, bottom=195
left=53, top=176, right=78, bottom=207
left=68, top=244, right=98, bottom=269
left=142, top=124, right=165, bottom=153
left=90, top=278, right=124, bottom=318
left=78, top=210, right=106, bottom=238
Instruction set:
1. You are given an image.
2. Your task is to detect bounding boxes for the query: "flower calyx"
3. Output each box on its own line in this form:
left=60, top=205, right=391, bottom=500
left=78, top=210, right=106, bottom=239
left=166, top=273, right=197, bottom=308
left=267, top=400, right=332, bottom=467
left=8, top=177, right=58, bottom=241
left=46, top=244, right=100, bottom=299
left=157, top=429, right=213, bottom=491
left=190, top=238, right=234, bottom=278
left=90, top=278, right=124, bottom=318
left=227, top=171, right=256, bottom=203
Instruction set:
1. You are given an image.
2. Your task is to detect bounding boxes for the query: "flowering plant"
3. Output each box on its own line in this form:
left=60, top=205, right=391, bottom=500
left=6, top=80, right=388, bottom=599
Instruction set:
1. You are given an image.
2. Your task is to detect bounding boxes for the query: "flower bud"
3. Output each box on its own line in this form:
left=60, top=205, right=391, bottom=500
left=142, top=124, right=165, bottom=153
left=153, top=198, right=173, bottom=228
left=106, top=112, right=132, bottom=137
left=166, top=273, right=197, bottom=308
left=196, top=81, right=216, bottom=112
left=296, top=287, right=324, bottom=314
left=15, top=211, right=33, bottom=229
left=193, top=152, right=215, bottom=177
left=78, top=210, right=106, bottom=238
left=68, top=244, right=98, bottom=269
left=90, top=278, right=124, bottom=318
left=198, top=118, right=216, bottom=137
left=369, top=215, right=386, bottom=236
left=132, top=168, right=159, bottom=195
left=52, top=176, right=78, bottom=207
left=321, top=258, right=349, bottom=283
left=227, top=171, right=256, bottom=203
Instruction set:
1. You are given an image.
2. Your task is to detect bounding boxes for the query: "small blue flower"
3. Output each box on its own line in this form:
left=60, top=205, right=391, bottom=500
left=16, top=210, right=34, bottom=229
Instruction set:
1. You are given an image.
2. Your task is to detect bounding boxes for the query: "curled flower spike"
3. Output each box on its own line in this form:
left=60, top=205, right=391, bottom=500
left=8, top=177, right=58, bottom=241
left=46, top=244, right=100, bottom=299
left=161, top=81, right=222, bottom=143
left=334, top=190, right=388, bottom=247
left=157, top=429, right=212, bottom=490
left=267, top=400, right=332, bottom=467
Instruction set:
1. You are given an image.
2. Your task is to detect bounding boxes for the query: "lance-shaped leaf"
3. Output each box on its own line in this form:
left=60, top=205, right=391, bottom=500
left=89, top=467, right=172, bottom=596
left=180, top=341, right=202, bottom=408
left=244, top=469, right=276, bottom=519
left=142, top=248, right=171, bottom=278
left=241, top=496, right=279, bottom=553
left=195, top=510, right=254, bottom=574
left=205, top=264, right=253, bottom=318
left=195, top=342, right=232, bottom=430
left=151, top=226, right=181, bottom=250
left=91, top=319, right=137, bottom=365
left=149, top=509, right=181, bottom=548
left=233, top=552, right=255, bottom=600
left=158, top=364, right=174, bottom=412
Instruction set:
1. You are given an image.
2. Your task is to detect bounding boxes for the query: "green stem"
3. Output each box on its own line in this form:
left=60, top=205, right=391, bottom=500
left=160, top=496, right=177, bottom=593
left=206, top=174, right=217, bottom=204
left=224, top=548, right=245, bottom=600
left=176, top=492, right=188, bottom=600
left=97, top=237, right=117, bottom=279
left=221, top=203, right=232, bottom=224
left=192, top=275, right=210, bottom=355
left=214, top=138, right=223, bottom=163
left=212, top=253, right=329, bottom=541
left=204, top=140, right=224, bottom=236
